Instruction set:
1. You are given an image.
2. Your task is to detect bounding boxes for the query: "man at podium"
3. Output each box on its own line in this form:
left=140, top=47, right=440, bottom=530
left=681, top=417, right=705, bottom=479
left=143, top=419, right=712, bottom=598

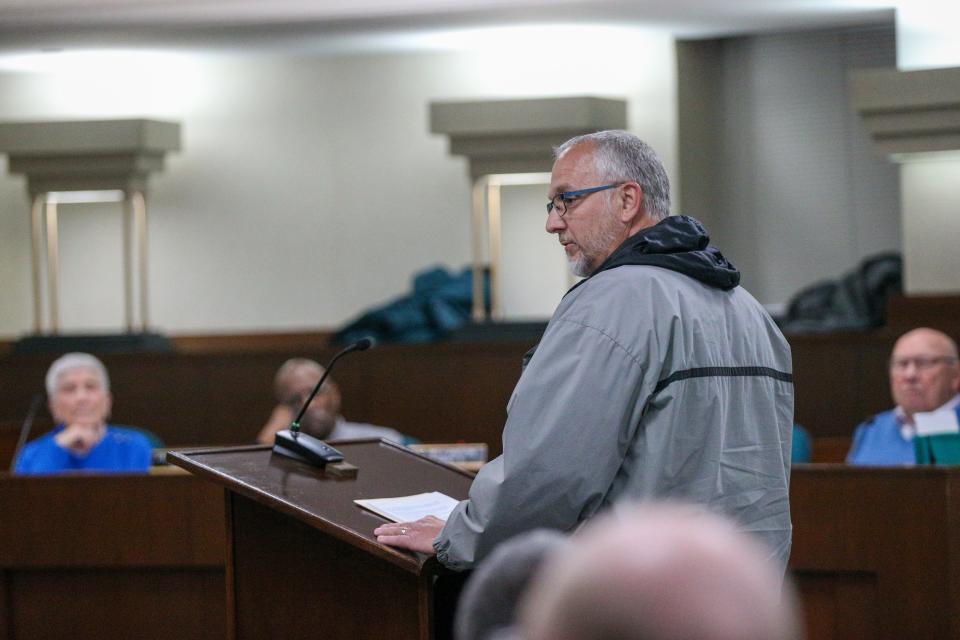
left=377, top=131, right=794, bottom=574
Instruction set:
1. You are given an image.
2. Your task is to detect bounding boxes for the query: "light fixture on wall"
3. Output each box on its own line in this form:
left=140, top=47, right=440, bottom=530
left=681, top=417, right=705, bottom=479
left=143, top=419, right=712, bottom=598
left=46, top=190, right=125, bottom=204
left=0, top=119, right=181, bottom=348
left=430, top=96, right=628, bottom=321
left=850, top=66, right=960, bottom=158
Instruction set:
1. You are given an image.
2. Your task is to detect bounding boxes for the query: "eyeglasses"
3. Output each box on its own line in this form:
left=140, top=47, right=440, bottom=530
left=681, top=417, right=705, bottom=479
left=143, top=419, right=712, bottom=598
left=889, top=356, right=958, bottom=372
left=546, top=183, right=621, bottom=217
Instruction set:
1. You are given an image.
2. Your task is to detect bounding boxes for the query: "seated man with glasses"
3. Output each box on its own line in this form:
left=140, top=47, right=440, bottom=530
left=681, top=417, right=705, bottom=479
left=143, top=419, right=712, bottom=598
left=848, top=328, right=960, bottom=465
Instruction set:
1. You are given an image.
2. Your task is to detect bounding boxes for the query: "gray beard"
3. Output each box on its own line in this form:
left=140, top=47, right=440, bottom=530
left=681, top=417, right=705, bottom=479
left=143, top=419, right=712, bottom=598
left=568, top=209, right=623, bottom=278
left=570, top=254, right=592, bottom=278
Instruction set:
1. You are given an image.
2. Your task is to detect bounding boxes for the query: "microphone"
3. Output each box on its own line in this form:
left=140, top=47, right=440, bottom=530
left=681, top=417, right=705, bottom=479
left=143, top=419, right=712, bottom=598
left=272, top=337, right=376, bottom=468
left=10, top=393, right=43, bottom=473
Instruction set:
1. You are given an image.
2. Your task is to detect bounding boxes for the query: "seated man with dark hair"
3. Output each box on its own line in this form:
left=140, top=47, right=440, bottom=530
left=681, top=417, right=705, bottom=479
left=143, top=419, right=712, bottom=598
left=14, top=352, right=153, bottom=475
left=256, top=358, right=405, bottom=445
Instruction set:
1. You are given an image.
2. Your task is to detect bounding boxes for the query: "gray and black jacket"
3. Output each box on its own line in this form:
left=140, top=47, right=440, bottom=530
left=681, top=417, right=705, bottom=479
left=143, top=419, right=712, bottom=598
left=435, top=216, right=794, bottom=571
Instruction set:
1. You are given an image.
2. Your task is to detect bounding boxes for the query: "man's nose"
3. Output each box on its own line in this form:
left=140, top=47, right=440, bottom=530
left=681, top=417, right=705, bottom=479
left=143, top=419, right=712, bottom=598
left=545, top=209, right=565, bottom=233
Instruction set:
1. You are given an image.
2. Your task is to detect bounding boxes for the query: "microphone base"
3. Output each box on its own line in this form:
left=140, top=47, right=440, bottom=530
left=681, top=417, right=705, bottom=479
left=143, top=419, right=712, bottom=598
left=272, top=430, right=345, bottom=468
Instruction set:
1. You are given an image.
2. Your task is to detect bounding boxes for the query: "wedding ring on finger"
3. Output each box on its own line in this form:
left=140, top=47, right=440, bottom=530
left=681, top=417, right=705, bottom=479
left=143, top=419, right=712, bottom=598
left=400, top=527, right=408, bottom=535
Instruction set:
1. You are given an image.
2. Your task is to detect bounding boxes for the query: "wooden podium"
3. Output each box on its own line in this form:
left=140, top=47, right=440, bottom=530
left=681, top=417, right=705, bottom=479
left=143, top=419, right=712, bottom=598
left=168, top=439, right=474, bottom=640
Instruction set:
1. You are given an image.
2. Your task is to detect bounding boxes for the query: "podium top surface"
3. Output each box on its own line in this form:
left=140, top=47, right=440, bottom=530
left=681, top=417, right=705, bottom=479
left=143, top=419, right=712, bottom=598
left=168, top=440, right=474, bottom=573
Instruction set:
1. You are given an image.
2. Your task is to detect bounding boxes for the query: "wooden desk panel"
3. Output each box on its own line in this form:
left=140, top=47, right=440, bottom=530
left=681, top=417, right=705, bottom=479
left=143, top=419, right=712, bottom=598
left=0, top=323, right=935, bottom=457
left=7, top=568, right=224, bottom=640
left=2, top=293, right=960, bottom=451
left=0, top=474, right=228, bottom=640
left=5, top=451, right=960, bottom=639
left=790, top=466, right=960, bottom=640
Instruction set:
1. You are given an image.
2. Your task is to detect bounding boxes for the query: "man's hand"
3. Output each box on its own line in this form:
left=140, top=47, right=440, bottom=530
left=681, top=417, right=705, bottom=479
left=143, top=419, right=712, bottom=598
left=54, top=422, right=105, bottom=456
left=375, top=516, right=445, bottom=554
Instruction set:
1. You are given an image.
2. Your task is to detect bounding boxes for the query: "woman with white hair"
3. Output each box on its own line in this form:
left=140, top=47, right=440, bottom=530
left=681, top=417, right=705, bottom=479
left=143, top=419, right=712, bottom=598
left=13, top=352, right=153, bottom=475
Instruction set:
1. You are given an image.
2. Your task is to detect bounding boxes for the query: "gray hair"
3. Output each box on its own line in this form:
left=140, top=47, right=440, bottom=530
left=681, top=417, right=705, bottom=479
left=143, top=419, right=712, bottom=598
left=519, top=502, right=802, bottom=640
left=554, top=130, right=671, bottom=221
left=45, top=352, right=110, bottom=397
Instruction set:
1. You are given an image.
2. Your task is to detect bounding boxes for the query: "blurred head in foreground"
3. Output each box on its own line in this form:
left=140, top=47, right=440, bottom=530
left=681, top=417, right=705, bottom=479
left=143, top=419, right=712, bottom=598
left=517, top=503, right=802, bottom=640
left=455, top=529, right=569, bottom=640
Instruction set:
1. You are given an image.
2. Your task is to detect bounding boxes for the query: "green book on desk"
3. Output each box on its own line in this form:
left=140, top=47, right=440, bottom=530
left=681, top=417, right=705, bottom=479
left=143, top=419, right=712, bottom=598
left=915, top=434, right=960, bottom=465
left=913, top=408, right=960, bottom=465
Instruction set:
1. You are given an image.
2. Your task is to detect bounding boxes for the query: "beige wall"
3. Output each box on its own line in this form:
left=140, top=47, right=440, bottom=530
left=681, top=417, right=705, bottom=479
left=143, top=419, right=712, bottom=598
left=901, top=156, right=960, bottom=294
left=0, top=33, right=677, bottom=337
left=678, top=24, right=901, bottom=311
left=896, top=4, right=960, bottom=295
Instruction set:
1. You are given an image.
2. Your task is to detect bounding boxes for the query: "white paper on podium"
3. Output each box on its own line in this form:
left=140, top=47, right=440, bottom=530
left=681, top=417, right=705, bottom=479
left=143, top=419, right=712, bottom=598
left=914, top=409, right=960, bottom=437
left=355, top=491, right=460, bottom=523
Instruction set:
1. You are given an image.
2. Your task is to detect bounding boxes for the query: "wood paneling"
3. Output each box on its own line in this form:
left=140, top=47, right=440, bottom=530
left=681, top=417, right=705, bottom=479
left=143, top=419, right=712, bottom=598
left=0, top=474, right=227, bottom=640
left=0, top=334, right=877, bottom=463
left=0, top=475, right=225, bottom=567
left=794, top=572, right=879, bottom=640
left=3, top=451, right=960, bottom=639
left=8, top=569, right=224, bottom=640
left=0, top=342, right=530, bottom=460
left=170, top=331, right=333, bottom=354
left=3, top=295, right=960, bottom=465
left=0, top=332, right=877, bottom=465
left=789, top=333, right=894, bottom=436
left=811, top=436, right=852, bottom=463
left=790, top=466, right=960, bottom=640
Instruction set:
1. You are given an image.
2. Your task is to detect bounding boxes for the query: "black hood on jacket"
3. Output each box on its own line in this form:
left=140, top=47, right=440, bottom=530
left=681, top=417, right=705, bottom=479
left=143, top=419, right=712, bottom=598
left=577, top=215, right=740, bottom=292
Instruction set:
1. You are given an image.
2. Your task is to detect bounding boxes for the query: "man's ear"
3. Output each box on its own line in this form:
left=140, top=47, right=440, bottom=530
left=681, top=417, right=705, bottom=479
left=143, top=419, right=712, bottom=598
left=618, top=182, right=644, bottom=223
